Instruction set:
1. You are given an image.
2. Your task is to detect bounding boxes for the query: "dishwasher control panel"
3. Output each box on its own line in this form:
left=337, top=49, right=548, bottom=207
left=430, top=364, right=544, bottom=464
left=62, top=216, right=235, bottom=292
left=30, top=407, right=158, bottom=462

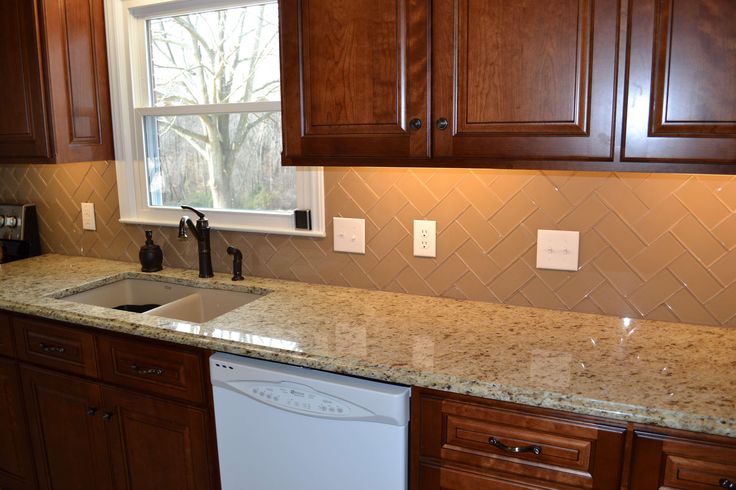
left=241, top=381, right=372, bottom=418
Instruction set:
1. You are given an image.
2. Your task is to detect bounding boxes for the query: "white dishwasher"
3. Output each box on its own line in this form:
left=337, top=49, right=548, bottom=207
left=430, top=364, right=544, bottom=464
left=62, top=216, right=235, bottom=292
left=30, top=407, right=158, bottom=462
left=210, top=352, right=410, bottom=490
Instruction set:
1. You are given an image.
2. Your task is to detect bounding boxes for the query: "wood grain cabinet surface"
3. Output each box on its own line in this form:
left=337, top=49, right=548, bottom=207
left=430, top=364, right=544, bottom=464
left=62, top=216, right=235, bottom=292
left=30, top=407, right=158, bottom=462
left=280, top=0, right=736, bottom=172
left=0, top=358, right=37, bottom=490
left=0, top=0, right=114, bottom=163
left=3, top=312, right=218, bottom=490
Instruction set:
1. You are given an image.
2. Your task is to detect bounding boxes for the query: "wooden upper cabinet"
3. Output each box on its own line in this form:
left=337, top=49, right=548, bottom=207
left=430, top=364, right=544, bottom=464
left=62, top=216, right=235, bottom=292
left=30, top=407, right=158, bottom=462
left=0, top=0, right=52, bottom=161
left=622, top=0, right=736, bottom=164
left=433, top=0, right=619, bottom=161
left=280, top=0, right=430, bottom=161
left=0, top=0, right=114, bottom=163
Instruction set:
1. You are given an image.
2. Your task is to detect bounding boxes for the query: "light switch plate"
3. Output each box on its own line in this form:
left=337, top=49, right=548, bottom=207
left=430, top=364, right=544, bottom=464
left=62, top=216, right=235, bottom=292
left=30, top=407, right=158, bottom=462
left=333, top=217, right=365, bottom=254
left=81, top=202, right=96, bottom=231
left=536, top=229, right=579, bottom=271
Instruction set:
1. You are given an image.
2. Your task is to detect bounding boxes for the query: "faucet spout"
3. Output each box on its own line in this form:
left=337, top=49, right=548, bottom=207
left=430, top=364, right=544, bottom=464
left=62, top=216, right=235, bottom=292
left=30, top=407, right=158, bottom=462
left=178, top=205, right=214, bottom=278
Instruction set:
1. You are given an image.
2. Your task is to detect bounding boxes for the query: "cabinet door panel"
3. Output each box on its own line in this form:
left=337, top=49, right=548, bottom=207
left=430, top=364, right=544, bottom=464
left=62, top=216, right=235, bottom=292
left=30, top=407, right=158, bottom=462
left=42, top=0, right=114, bottom=162
left=0, top=312, right=13, bottom=357
left=623, top=0, right=736, bottom=164
left=280, top=0, right=429, bottom=160
left=0, top=0, right=51, bottom=161
left=21, top=366, right=113, bottom=490
left=433, top=0, right=618, bottom=160
left=104, top=387, right=214, bottom=490
left=0, top=360, right=36, bottom=490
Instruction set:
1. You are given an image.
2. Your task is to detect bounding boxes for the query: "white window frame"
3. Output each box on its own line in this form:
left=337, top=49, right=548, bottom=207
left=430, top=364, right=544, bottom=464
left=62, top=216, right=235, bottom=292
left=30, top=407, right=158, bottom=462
left=104, top=0, right=325, bottom=237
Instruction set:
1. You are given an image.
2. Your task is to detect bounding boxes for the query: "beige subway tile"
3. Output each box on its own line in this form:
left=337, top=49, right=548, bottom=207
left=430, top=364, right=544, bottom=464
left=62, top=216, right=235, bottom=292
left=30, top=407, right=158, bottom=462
left=558, top=194, right=609, bottom=232
left=596, top=213, right=646, bottom=259
left=366, top=186, right=409, bottom=229
left=489, top=261, right=535, bottom=301
left=629, top=233, right=685, bottom=280
left=456, top=207, right=501, bottom=252
left=396, top=266, right=436, bottom=297
left=579, top=230, right=608, bottom=267
left=520, top=277, right=566, bottom=310
left=521, top=209, right=558, bottom=235
left=646, top=304, right=680, bottom=323
left=426, top=255, right=469, bottom=295
left=395, top=172, right=437, bottom=214
left=490, top=192, right=537, bottom=236
left=358, top=167, right=403, bottom=197
left=558, top=172, right=611, bottom=205
left=631, top=195, right=689, bottom=244
left=711, top=249, right=736, bottom=286
left=425, top=169, right=466, bottom=201
left=713, top=178, right=736, bottom=211
left=596, top=177, right=650, bottom=225
left=672, top=215, right=727, bottom=266
left=368, top=250, right=408, bottom=288
left=668, top=253, right=723, bottom=302
left=367, top=217, right=408, bottom=260
left=430, top=189, right=472, bottom=233
left=712, top=214, right=736, bottom=250
left=628, top=270, right=682, bottom=315
left=589, top=283, right=639, bottom=317
left=489, top=170, right=536, bottom=202
left=573, top=298, right=604, bottom=315
left=555, top=265, right=605, bottom=309
left=521, top=174, right=572, bottom=222
left=704, top=283, right=736, bottom=323
left=337, top=170, right=377, bottom=212
left=457, top=174, right=504, bottom=219
left=633, top=173, right=688, bottom=208
left=488, top=226, right=536, bottom=269
left=454, top=272, right=496, bottom=302
left=675, top=178, right=732, bottom=229
left=665, top=289, right=719, bottom=326
left=455, top=240, right=501, bottom=284
left=506, top=291, right=533, bottom=307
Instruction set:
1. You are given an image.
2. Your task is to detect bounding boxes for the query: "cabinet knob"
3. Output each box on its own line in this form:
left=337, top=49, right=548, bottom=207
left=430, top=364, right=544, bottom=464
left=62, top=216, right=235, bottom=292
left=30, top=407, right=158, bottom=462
left=101, top=412, right=114, bottom=421
left=409, top=118, right=422, bottom=130
left=435, top=118, right=449, bottom=130
left=721, top=479, right=735, bottom=489
left=86, top=407, right=97, bottom=416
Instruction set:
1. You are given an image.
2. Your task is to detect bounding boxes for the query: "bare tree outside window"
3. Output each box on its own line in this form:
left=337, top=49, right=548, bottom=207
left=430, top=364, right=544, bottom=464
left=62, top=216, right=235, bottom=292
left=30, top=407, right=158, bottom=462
left=144, top=2, right=295, bottom=212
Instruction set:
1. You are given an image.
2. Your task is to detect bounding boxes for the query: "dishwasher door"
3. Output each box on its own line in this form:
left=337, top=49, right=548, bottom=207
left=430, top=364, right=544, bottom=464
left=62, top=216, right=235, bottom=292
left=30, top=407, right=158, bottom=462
left=210, top=353, right=410, bottom=490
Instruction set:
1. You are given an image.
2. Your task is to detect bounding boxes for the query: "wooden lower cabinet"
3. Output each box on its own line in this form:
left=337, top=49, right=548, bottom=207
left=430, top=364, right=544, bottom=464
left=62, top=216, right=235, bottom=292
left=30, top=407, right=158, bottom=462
left=21, top=366, right=112, bottom=490
left=412, top=388, right=627, bottom=489
left=104, top=386, right=213, bottom=490
left=0, top=358, right=36, bottom=490
left=628, top=430, right=736, bottom=489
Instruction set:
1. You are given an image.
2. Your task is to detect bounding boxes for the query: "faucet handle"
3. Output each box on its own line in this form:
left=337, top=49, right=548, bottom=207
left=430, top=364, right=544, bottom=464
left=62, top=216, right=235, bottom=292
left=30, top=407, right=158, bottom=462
left=180, top=205, right=206, bottom=219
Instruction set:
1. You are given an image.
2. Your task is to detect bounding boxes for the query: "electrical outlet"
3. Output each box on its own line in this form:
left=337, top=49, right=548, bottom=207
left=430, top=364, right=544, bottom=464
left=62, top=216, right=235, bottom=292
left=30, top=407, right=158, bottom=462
left=413, top=220, right=436, bottom=258
left=333, top=217, right=365, bottom=254
left=536, top=229, right=579, bottom=271
left=81, top=202, right=96, bottom=231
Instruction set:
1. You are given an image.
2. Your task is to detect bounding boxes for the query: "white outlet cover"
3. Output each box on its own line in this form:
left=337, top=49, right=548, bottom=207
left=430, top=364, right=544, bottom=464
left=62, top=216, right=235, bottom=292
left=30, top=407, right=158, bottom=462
left=536, top=229, right=579, bottom=271
left=333, top=217, right=365, bottom=254
left=413, top=219, right=436, bottom=258
left=81, top=202, right=96, bottom=231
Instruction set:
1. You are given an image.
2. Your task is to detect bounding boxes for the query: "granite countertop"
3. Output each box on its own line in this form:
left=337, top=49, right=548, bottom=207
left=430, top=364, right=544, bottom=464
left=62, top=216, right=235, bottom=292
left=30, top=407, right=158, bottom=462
left=1, top=254, right=734, bottom=437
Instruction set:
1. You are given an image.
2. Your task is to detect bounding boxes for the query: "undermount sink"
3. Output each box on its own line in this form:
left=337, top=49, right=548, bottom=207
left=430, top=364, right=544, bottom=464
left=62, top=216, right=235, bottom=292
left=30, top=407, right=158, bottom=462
left=62, top=278, right=265, bottom=323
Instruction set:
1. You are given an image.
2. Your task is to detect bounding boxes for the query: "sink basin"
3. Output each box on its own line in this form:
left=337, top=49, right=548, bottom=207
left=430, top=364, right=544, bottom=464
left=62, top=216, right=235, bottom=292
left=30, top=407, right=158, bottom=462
left=62, top=278, right=265, bottom=323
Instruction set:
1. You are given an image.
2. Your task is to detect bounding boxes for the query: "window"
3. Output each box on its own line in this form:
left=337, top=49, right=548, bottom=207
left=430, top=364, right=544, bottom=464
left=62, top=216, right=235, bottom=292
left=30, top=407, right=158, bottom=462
left=105, top=0, right=324, bottom=236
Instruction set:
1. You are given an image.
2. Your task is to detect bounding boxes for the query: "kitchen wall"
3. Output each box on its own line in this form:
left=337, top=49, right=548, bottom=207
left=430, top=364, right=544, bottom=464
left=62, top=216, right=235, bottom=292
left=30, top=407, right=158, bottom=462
left=0, top=161, right=734, bottom=327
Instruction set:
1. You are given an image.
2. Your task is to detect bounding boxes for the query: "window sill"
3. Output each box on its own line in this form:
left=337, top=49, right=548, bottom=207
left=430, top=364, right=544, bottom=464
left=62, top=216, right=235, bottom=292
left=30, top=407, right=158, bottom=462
left=119, top=217, right=326, bottom=238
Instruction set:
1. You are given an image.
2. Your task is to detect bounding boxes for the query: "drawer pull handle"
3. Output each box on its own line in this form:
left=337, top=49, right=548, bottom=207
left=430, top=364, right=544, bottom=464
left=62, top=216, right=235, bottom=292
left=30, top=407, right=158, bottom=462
left=721, top=479, right=735, bottom=489
left=488, top=437, right=542, bottom=455
left=131, top=364, right=164, bottom=376
left=38, top=343, right=65, bottom=353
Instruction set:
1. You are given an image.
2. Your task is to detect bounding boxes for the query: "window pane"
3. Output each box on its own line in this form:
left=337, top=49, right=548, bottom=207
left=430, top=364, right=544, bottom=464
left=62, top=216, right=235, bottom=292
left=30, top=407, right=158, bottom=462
left=144, top=112, right=295, bottom=212
left=147, top=3, right=280, bottom=106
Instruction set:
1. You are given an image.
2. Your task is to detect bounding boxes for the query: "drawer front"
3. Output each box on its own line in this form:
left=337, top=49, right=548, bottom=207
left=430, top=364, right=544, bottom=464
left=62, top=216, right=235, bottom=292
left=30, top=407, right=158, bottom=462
left=630, top=431, right=736, bottom=489
left=97, top=336, right=205, bottom=404
left=417, top=393, right=625, bottom=489
left=0, top=312, right=13, bottom=357
left=13, top=317, right=97, bottom=376
left=419, top=463, right=573, bottom=490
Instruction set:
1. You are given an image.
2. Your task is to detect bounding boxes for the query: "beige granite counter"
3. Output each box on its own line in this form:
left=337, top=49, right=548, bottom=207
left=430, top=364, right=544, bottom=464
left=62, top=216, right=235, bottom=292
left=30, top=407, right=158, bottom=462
left=1, top=254, right=734, bottom=437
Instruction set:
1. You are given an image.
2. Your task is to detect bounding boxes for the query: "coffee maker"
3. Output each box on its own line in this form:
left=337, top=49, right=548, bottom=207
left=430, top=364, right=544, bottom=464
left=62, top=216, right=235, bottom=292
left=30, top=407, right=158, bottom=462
left=0, top=204, right=41, bottom=263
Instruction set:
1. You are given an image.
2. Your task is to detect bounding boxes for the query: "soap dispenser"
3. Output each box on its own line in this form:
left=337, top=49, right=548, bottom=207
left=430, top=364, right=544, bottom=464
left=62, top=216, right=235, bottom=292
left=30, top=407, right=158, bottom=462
left=139, top=230, right=163, bottom=272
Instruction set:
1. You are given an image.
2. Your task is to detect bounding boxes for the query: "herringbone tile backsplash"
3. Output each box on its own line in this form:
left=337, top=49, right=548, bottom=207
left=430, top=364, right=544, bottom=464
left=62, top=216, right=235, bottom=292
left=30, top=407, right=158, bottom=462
left=0, top=161, right=734, bottom=327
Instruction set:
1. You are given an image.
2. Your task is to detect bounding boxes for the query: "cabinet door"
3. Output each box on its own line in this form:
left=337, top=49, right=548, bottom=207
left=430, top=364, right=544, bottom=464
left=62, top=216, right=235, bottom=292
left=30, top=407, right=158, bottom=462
left=0, top=312, right=14, bottom=357
left=629, top=430, right=736, bottom=489
left=41, top=0, right=114, bottom=162
left=0, top=360, right=36, bottom=490
left=0, top=0, right=52, bottom=161
left=432, top=0, right=619, bottom=161
left=622, top=0, right=736, bottom=164
left=103, top=387, right=215, bottom=490
left=21, top=366, right=114, bottom=490
left=280, top=0, right=430, bottom=162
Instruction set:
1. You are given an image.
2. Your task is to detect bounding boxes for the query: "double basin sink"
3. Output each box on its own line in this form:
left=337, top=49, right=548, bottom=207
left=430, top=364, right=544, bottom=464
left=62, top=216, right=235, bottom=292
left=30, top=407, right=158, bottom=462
left=62, top=278, right=266, bottom=324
